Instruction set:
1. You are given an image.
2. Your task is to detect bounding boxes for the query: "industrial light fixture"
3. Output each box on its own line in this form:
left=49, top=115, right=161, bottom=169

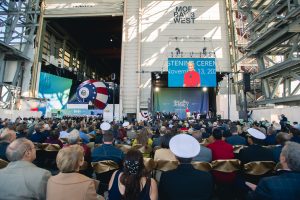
left=155, top=87, right=160, bottom=92
left=203, top=47, right=207, bottom=55
left=155, top=72, right=160, bottom=80
left=175, top=48, right=181, bottom=56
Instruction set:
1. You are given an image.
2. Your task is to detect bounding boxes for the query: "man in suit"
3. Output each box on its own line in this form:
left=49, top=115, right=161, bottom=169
left=272, top=132, right=290, bottom=162
left=159, top=134, right=213, bottom=200
left=247, top=142, right=300, bottom=200
left=0, top=138, right=51, bottom=199
left=238, top=128, right=273, bottom=164
left=226, top=125, right=246, bottom=146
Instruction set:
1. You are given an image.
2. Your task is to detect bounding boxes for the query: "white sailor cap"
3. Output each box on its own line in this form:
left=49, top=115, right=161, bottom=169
left=247, top=128, right=266, bottom=140
left=100, top=122, right=111, bottom=131
left=169, top=134, right=200, bottom=158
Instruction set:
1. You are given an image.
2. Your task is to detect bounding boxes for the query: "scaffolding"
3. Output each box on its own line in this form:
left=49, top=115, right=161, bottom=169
left=228, top=0, right=300, bottom=112
left=0, top=0, right=40, bottom=109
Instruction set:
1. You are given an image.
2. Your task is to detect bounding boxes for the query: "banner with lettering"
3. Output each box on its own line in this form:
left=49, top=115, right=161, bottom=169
left=168, top=58, right=216, bottom=87
left=173, top=6, right=195, bottom=24
left=154, top=88, right=209, bottom=119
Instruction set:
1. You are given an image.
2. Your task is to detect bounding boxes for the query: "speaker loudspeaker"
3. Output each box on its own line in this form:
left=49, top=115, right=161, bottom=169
left=243, top=73, right=251, bottom=92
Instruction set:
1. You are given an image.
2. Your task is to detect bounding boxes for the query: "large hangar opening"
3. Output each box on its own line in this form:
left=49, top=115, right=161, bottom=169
left=39, top=16, right=123, bottom=110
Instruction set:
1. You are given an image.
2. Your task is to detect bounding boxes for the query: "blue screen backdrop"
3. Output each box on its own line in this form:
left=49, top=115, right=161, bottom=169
left=154, top=88, right=209, bottom=119
left=38, top=72, right=73, bottom=110
left=168, top=58, right=216, bottom=87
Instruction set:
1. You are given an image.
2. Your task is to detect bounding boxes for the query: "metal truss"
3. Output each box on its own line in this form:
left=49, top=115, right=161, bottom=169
left=0, top=0, right=40, bottom=109
left=0, top=83, right=21, bottom=109
left=231, top=0, right=300, bottom=107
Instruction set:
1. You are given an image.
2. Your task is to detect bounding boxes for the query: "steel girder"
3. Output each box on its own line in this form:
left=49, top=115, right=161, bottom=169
left=233, top=0, right=300, bottom=106
left=0, top=0, right=40, bottom=109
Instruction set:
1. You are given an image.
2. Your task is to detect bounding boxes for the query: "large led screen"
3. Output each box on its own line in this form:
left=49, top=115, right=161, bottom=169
left=154, top=88, right=209, bottom=119
left=168, top=58, right=216, bottom=87
left=38, top=72, right=73, bottom=110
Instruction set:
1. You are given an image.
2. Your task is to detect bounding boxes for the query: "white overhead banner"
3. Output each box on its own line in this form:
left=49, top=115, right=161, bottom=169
left=44, top=0, right=123, bottom=17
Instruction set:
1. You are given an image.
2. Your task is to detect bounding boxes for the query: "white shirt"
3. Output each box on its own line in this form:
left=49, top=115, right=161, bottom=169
left=59, top=131, right=69, bottom=138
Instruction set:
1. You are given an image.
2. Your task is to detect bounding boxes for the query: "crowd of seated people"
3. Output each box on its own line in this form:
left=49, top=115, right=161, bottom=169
left=0, top=116, right=300, bottom=199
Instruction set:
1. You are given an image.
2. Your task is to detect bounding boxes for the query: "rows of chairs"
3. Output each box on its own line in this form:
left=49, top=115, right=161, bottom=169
left=232, top=144, right=280, bottom=154
left=28, top=142, right=280, bottom=176
left=90, top=158, right=278, bottom=194
left=1, top=142, right=281, bottom=196
left=91, top=159, right=277, bottom=175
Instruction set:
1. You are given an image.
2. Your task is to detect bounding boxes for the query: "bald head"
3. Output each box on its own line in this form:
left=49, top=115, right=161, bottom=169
left=6, top=138, right=35, bottom=162
left=0, top=128, right=16, bottom=143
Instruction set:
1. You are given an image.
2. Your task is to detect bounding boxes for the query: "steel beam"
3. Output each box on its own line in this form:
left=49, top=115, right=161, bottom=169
left=269, top=77, right=283, bottom=99
left=256, top=94, right=300, bottom=105
left=262, top=79, right=271, bottom=99
left=283, top=78, right=291, bottom=97
left=291, top=83, right=300, bottom=96
left=251, top=58, right=300, bottom=79
left=0, top=53, right=5, bottom=83
left=256, top=55, right=265, bottom=70
left=288, top=34, right=300, bottom=58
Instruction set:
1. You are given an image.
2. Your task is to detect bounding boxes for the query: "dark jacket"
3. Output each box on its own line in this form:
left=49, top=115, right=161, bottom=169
left=272, top=145, right=283, bottom=163
left=29, top=131, right=47, bottom=143
left=159, top=164, right=213, bottom=200
left=238, top=144, right=273, bottom=164
left=0, top=141, right=9, bottom=161
left=247, top=171, right=300, bottom=200
left=91, top=144, right=124, bottom=164
left=226, top=135, right=247, bottom=146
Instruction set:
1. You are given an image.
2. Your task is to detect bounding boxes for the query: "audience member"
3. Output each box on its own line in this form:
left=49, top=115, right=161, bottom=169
left=207, top=128, right=235, bottom=183
left=0, top=128, right=16, bottom=161
left=29, top=122, right=48, bottom=143
left=76, top=124, right=90, bottom=144
left=126, top=125, right=137, bottom=141
left=154, top=133, right=176, bottom=161
left=152, top=126, right=166, bottom=148
left=16, top=123, right=28, bottom=138
left=159, top=134, right=213, bottom=200
left=45, top=129, right=63, bottom=148
left=92, top=131, right=124, bottom=164
left=47, top=145, right=102, bottom=200
left=273, top=132, right=290, bottom=163
left=192, top=130, right=212, bottom=162
left=132, top=128, right=153, bottom=157
left=264, top=124, right=278, bottom=145
left=247, top=142, right=300, bottom=200
left=66, top=129, right=91, bottom=162
left=0, top=138, right=51, bottom=199
left=108, top=149, right=158, bottom=200
left=238, top=128, right=273, bottom=164
left=226, top=125, right=246, bottom=145
left=59, top=124, right=69, bottom=139
left=289, top=127, right=300, bottom=143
